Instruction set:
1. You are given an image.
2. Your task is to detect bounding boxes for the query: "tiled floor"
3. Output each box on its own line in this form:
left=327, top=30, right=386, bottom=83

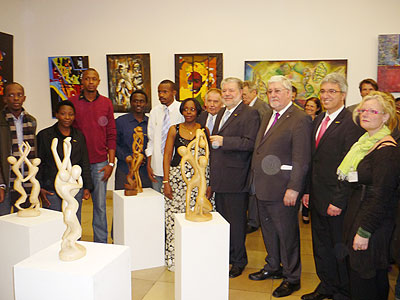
left=80, top=195, right=399, bottom=299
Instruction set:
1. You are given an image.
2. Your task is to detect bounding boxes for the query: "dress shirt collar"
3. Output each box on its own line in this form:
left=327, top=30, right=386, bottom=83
left=249, top=97, right=257, bottom=107
left=225, top=100, right=242, bottom=114
left=325, top=105, right=344, bottom=121
left=274, top=101, right=292, bottom=117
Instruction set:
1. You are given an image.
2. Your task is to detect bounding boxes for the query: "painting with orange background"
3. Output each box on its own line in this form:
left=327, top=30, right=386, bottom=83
left=175, top=54, right=223, bottom=107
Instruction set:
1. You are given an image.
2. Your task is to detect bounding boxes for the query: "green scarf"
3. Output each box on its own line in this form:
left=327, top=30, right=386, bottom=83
left=337, top=125, right=391, bottom=180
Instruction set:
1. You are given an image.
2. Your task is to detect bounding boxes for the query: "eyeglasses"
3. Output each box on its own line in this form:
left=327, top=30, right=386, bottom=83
left=267, top=89, right=285, bottom=95
left=319, top=89, right=342, bottom=95
left=356, top=109, right=385, bottom=115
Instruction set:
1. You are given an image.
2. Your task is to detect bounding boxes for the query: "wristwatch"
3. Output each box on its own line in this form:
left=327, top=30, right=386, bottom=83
left=108, top=162, right=115, bottom=167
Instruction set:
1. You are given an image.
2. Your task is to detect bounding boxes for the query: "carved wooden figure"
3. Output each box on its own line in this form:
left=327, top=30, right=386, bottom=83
left=7, top=141, right=41, bottom=217
left=178, top=128, right=212, bottom=222
left=52, top=137, right=86, bottom=261
left=124, top=127, right=145, bottom=196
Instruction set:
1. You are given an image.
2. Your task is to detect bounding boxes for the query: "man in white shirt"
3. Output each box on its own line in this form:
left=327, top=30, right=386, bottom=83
left=197, top=88, right=223, bottom=133
left=145, top=80, right=184, bottom=192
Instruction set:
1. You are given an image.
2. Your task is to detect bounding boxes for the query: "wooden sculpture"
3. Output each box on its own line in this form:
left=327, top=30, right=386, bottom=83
left=52, top=137, right=86, bottom=261
left=124, top=127, right=145, bottom=196
left=178, top=128, right=212, bottom=222
left=7, top=141, right=41, bottom=217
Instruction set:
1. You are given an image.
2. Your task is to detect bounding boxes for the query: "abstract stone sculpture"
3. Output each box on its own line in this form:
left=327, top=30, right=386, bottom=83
left=124, top=127, right=145, bottom=196
left=178, top=128, right=212, bottom=222
left=7, top=141, right=41, bottom=217
left=52, top=137, right=86, bottom=261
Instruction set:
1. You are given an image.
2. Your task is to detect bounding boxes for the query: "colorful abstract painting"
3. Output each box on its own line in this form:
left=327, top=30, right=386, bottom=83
left=175, top=53, right=223, bottom=107
left=106, top=54, right=151, bottom=113
left=377, top=34, right=400, bottom=92
left=48, top=56, right=89, bottom=117
left=244, top=59, right=347, bottom=106
left=0, top=32, right=13, bottom=111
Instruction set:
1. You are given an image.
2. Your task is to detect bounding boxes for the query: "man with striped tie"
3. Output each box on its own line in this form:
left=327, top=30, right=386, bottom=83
left=145, top=80, right=184, bottom=192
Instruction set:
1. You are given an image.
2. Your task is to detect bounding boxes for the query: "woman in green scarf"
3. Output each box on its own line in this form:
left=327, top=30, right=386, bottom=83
left=334, top=93, right=400, bottom=300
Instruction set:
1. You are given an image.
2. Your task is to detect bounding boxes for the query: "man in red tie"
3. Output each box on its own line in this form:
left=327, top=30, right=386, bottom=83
left=301, top=73, right=364, bottom=300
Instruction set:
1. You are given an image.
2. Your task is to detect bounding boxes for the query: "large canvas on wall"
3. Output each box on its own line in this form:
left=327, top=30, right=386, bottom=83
left=244, top=59, right=347, bottom=106
left=48, top=56, right=89, bottom=117
left=0, top=32, right=13, bottom=111
left=106, top=53, right=151, bottom=113
left=175, top=53, right=223, bottom=107
left=377, top=34, right=400, bottom=92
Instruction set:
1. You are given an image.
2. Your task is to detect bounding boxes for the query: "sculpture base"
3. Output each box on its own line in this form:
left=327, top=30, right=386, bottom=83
left=59, top=242, right=86, bottom=261
left=124, top=189, right=138, bottom=196
left=185, top=211, right=212, bottom=222
left=17, top=207, right=41, bottom=217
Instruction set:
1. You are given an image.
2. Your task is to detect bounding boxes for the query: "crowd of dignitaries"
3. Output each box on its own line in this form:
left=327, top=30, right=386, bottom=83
left=1, top=70, right=400, bottom=300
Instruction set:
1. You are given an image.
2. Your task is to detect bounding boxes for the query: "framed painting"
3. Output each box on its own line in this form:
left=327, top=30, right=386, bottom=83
left=106, top=53, right=151, bottom=113
left=0, top=32, right=13, bottom=111
left=175, top=53, right=223, bottom=107
left=48, top=56, right=89, bottom=117
left=377, top=34, right=400, bottom=92
left=244, top=59, right=347, bottom=107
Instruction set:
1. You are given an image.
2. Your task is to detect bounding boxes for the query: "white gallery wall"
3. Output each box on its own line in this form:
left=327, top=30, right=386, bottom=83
left=1, top=0, right=400, bottom=130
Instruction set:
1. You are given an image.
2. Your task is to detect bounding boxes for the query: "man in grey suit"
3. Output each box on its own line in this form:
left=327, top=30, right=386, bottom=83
left=242, top=81, right=271, bottom=233
left=248, top=75, right=312, bottom=297
left=209, top=77, right=260, bottom=278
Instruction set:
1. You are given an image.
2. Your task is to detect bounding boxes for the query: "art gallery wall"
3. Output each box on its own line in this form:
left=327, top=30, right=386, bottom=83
left=1, top=0, right=400, bottom=188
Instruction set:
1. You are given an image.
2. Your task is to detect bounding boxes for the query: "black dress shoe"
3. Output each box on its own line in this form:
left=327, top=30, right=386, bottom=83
left=246, top=225, right=258, bottom=234
left=272, top=280, right=300, bottom=298
left=301, top=291, right=332, bottom=300
left=302, top=216, right=310, bottom=224
left=248, top=268, right=283, bottom=281
left=229, top=265, right=244, bottom=278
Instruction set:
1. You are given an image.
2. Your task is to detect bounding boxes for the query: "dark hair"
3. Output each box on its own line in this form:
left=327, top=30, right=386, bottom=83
left=179, top=98, right=202, bottom=116
left=56, top=100, right=75, bottom=113
left=396, top=97, right=400, bottom=103
left=358, top=78, right=378, bottom=92
left=292, top=85, right=297, bottom=93
left=130, top=90, right=148, bottom=103
left=305, top=97, right=322, bottom=115
left=159, top=79, right=176, bottom=91
left=4, top=82, right=25, bottom=95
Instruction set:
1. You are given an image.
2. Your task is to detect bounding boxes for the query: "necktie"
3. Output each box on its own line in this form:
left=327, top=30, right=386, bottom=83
left=263, top=112, right=280, bottom=137
left=219, top=110, right=231, bottom=131
left=161, top=105, right=170, bottom=154
left=315, top=116, right=330, bottom=148
left=207, top=114, right=214, bottom=134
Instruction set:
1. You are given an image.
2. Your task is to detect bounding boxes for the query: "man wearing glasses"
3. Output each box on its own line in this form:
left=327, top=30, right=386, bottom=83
left=301, top=73, right=364, bottom=300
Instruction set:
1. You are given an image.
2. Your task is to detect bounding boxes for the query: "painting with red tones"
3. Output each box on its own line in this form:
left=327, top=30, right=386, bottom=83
left=0, top=32, right=13, bottom=111
left=48, top=56, right=89, bottom=117
left=175, top=53, right=223, bottom=107
left=378, top=34, right=400, bottom=92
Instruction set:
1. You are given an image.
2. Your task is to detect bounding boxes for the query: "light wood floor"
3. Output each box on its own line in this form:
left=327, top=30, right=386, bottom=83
left=80, top=195, right=398, bottom=300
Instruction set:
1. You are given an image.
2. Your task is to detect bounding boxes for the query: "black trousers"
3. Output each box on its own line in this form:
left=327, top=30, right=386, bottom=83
left=348, top=267, right=389, bottom=300
left=215, top=192, right=248, bottom=268
left=247, top=194, right=260, bottom=228
left=258, top=199, right=301, bottom=284
left=310, top=208, right=349, bottom=299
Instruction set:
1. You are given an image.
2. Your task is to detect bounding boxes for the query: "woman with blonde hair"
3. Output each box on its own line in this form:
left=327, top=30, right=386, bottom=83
left=333, top=93, right=400, bottom=299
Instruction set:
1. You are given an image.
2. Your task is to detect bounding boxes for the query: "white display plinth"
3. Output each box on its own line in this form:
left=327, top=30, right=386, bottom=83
left=0, top=208, right=64, bottom=300
left=175, top=212, right=230, bottom=300
left=113, top=188, right=165, bottom=270
left=14, top=241, right=131, bottom=300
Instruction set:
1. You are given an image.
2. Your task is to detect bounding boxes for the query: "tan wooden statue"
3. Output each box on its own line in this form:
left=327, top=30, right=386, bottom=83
left=52, top=137, right=86, bottom=261
left=7, top=141, right=41, bottom=217
left=178, top=128, right=212, bottom=222
left=124, top=127, right=145, bottom=196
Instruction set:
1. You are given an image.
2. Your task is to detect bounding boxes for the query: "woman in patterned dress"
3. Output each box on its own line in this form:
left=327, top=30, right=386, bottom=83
left=162, top=98, right=214, bottom=271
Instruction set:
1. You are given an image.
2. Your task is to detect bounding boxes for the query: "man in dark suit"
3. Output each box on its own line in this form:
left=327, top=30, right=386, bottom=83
left=209, top=77, right=260, bottom=278
left=197, top=88, right=223, bottom=133
left=248, top=75, right=312, bottom=297
left=242, top=81, right=271, bottom=233
left=301, top=73, right=364, bottom=300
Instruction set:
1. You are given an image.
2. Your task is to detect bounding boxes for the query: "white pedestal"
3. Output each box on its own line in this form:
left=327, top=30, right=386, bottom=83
left=0, top=208, right=65, bottom=300
left=113, top=188, right=165, bottom=270
left=175, top=212, right=230, bottom=300
left=14, top=241, right=131, bottom=300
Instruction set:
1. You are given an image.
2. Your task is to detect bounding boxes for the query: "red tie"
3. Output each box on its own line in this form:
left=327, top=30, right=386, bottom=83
left=315, top=116, right=330, bottom=148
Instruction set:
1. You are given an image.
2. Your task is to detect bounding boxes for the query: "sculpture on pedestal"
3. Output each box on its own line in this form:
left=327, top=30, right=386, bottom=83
left=124, top=126, right=145, bottom=196
left=178, top=128, right=212, bottom=222
left=51, top=137, right=86, bottom=261
left=7, top=141, right=41, bottom=217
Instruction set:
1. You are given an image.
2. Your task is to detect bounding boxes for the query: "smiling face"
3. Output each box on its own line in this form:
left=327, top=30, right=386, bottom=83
left=56, top=104, right=75, bottom=129
left=130, top=93, right=147, bottom=114
left=305, top=100, right=318, bottom=117
left=319, top=82, right=345, bottom=114
left=359, top=99, right=389, bottom=135
left=221, top=81, right=242, bottom=109
left=3, top=83, right=26, bottom=115
left=205, top=91, right=223, bottom=115
left=267, top=82, right=291, bottom=112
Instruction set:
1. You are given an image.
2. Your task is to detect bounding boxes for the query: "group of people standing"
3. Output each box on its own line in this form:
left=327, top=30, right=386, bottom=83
left=0, top=69, right=399, bottom=300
